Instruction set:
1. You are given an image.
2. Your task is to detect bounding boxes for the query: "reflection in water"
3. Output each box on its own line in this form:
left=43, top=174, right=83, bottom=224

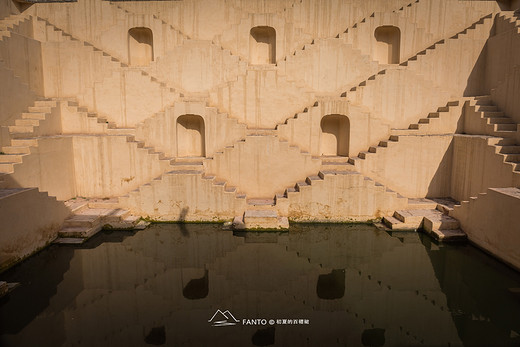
left=0, top=223, right=519, bottom=346
left=361, top=328, right=386, bottom=347
left=316, top=269, right=345, bottom=300
left=252, top=326, right=275, bottom=346
left=144, top=326, right=166, bottom=345
left=183, top=269, right=209, bottom=300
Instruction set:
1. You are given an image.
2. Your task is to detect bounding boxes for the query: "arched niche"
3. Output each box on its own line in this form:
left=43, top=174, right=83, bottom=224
left=320, top=114, right=350, bottom=157
left=128, top=27, right=154, bottom=66
left=177, top=114, right=205, bottom=157
left=249, top=26, right=276, bottom=64
left=374, top=26, right=401, bottom=64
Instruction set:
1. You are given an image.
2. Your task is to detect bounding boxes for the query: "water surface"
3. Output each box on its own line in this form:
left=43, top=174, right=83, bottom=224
left=1, top=223, right=519, bottom=346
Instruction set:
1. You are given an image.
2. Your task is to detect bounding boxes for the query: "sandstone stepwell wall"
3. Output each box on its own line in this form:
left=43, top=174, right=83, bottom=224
left=0, top=31, right=44, bottom=94
left=486, top=13, right=520, bottom=124
left=135, top=101, right=247, bottom=159
left=40, top=37, right=177, bottom=127
left=0, top=188, right=70, bottom=272
left=205, top=135, right=322, bottom=198
left=115, top=0, right=413, bottom=57
left=0, top=63, right=38, bottom=147
left=451, top=187, right=520, bottom=271
left=450, top=135, right=520, bottom=202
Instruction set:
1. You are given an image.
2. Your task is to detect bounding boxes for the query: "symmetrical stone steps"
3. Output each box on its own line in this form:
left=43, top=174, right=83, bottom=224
left=383, top=206, right=466, bottom=242
left=36, top=17, right=179, bottom=94
left=207, top=66, right=317, bottom=128
left=347, top=99, right=463, bottom=169
left=134, top=99, right=248, bottom=159
left=341, top=14, right=493, bottom=105
left=0, top=99, right=57, bottom=175
left=496, top=11, right=520, bottom=34
left=466, top=95, right=519, bottom=138
left=397, top=14, right=493, bottom=86
left=0, top=97, right=134, bottom=175
left=275, top=14, right=492, bottom=137
left=281, top=0, right=419, bottom=62
left=464, top=96, right=520, bottom=174
left=276, top=29, right=381, bottom=91
left=276, top=159, right=407, bottom=207
left=54, top=199, right=143, bottom=244
left=110, top=3, right=246, bottom=92
left=338, top=8, right=433, bottom=62
left=0, top=13, right=31, bottom=35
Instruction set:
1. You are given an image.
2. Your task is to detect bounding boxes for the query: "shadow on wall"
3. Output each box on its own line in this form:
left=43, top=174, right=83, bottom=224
left=464, top=33, right=491, bottom=97
left=426, top=138, right=455, bottom=198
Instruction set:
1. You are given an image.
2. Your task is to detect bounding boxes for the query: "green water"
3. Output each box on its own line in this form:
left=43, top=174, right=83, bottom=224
left=1, top=223, right=519, bottom=347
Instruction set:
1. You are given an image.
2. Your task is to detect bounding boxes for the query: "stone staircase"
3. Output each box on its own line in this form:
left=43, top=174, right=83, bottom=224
left=32, top=17, right=180, bottom=127
left=0, top=13, right=32, bottom=35
left=134, top=99, right=248, bottom=160
left=347, top=99, right=464, bottom=170
left=0, top=97, right=135, bottom=177
left=208, top=66, right=317, bottom=128
left=0, top=99, right=58, bottom=175
left=465, top=95, right=519, bottom=138
left=495, top=11, right=520, bottom=34
left=383, top=200, right=467, bottom=242
left=397, top=14, right=493, bottom=92
left=54, top=199, right=144, bottom=244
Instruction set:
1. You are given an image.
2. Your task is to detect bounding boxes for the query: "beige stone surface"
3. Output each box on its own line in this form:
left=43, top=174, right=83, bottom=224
left=0, top=187, right=70, bottom=271
left=451, top=187, right=520, bottom=271
left=1, top=0, right=520, bottom=268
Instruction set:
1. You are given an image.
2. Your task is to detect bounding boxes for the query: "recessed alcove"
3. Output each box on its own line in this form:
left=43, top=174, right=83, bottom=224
left=249, top=26, right=276, bottom=64
left=128, top=27, right=154, bottom=66
left=374, top=26, right=401, bottom=64
left=320, top=114, right=350, bottom=156
left=176, top=114, right=206, bottom=157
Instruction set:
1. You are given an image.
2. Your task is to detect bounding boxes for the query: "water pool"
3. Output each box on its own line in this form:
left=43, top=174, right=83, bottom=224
left=1, top=223, right=519, bottom=346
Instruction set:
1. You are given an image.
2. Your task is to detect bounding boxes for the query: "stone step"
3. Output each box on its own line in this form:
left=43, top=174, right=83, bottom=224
left=58, top=225, right=101, bottom=239
left=103, top=208, right=130, bottom=223
left=34, top=100, right=57, bottom=107
left=482, top=111, right=505, bottom=118
left=382, top=216, right=418, bottom=231
left=406, top=198, right=438, bottom=210
left=8, top=125, right=34, bottom=133
left=493, top=130, right=517, bottom=138
left=27, top=106, right=52, bottom=113
left=246, top=128, right=277, bottom=136
left=11, top=139, right=38, bottom=147
left=170, top=160, right=204, bottom=171
left=495, top=123, right=517, bottom=131
left=476, top=105, right=498, bottom=112
left=242, top=209, right=289, bottom=230
left=0, top=154, right=22, bottom=163
left=487, top=117, right=515, bottom=124
left=393, top=209, right=432, bottom=224
left=63, top=214, right=101, bottom=228
left=1, top=146, right=30, bottom=154
left=15, top=118, right=40, bottom=126
left=320, top=156, right=350, bottom=163
left=0, top=162, right=15, bottom=173
left=473, top=95, right=492, bottom=105
left=498, top=146, right=520, bottom=154
left=429, top=229, right=467, bottom=242
left=423, top=214, right=460, bottom=232
left=88, top=198, right=120, bottom=209
left=65, top=199, right=89, bottom=213
left=21, top=112, right=46, bottom=120
left=504, top=154, right=520, bottom=163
